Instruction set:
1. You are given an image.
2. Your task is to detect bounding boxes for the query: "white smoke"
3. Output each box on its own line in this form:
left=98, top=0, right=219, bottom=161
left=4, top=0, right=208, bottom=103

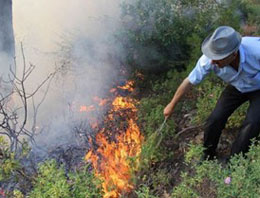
left=12, top=0, right=124, bottom=150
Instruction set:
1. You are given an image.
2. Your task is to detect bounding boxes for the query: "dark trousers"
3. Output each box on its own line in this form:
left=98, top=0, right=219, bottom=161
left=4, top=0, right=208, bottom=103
left=204, top=85, right=260, bottom=157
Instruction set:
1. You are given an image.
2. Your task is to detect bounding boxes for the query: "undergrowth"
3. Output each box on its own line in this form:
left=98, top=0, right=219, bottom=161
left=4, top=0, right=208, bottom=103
left=172, top=142, right=260, bottom=198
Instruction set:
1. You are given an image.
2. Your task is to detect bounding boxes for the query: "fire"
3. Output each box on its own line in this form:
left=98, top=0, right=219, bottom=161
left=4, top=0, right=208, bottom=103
left=93, top=96, right=109, bottom=106
left=85, top=80, right=143, bottom=197
left=80, top=105, right=95, bottom=112
left=112, top=97, right=137, bottom=112
left=79, top=96, right=108, bottom=113
left=117, top=80, right=134, bottom=92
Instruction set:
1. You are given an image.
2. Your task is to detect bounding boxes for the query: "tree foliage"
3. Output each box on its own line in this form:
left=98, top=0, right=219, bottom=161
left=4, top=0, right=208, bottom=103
left=119, top=0, right=241, bottom=72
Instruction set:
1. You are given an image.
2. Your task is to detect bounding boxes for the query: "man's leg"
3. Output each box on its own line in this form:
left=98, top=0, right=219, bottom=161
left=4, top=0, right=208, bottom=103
left=204, top=85, right=247, bottom=159
left=231, top=89, right=260, bottom=155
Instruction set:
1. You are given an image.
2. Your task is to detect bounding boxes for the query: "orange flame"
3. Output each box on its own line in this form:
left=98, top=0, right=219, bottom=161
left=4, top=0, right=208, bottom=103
left=117, top=80, right=134, bottom=92
left=93, top=96, right=109, bottom=106
left=112, top=97, right=137, bottom=112
left=85, top=80, right=143, bottom=197
left=80, top=105, right=95, bottom=112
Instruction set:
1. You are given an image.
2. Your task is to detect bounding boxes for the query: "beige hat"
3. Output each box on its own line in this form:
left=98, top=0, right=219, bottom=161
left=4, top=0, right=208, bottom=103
left=201, top=26, right=241, bottom=60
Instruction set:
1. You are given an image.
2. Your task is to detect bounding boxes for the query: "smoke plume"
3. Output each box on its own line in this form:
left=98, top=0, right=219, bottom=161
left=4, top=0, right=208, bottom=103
left=13, top=0, right=125, bottom=152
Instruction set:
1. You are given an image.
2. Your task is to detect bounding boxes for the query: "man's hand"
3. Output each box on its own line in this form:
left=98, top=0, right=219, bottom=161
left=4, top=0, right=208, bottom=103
left=163, top=77, right=193, bottom=119
left=163, top=102, right=174, bottom=118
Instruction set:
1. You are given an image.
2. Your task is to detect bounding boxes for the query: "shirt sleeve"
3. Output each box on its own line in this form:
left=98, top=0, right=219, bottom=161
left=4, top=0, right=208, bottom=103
left=188, top=55, right=213, bottom=85
left=241, top=37, right=260, bottom=70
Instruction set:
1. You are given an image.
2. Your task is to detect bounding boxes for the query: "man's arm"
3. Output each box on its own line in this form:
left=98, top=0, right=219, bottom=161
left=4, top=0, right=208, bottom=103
left=163, top=77, right=193, bottom=118
left=163, top=55, right=212, bottom=118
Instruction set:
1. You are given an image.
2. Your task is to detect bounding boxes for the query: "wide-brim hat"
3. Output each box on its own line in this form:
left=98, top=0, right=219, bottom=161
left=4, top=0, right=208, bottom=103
left=201, top=26, right=241, bottom=60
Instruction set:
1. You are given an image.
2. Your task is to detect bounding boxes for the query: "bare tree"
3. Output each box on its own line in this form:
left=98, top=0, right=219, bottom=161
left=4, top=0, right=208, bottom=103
left=0, top=44, right=58, bottom=153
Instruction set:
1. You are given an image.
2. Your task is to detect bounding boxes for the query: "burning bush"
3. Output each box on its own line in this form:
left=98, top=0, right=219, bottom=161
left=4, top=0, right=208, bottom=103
left=86, top=81, right=144, bottom=197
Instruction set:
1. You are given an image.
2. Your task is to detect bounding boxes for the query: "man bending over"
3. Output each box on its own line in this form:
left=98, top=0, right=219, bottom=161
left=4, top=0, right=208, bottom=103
left=164, top=26, right=260, bottom=160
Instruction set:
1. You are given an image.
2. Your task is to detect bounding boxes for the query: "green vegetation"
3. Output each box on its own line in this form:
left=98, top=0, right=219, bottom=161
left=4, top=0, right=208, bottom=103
left=240, top=0, right=260, bottom=34
left=119, top=0, right=240, bottom=72
left=173, top=142, right=260, bottom=198
left=0, top=139, right=102, bottom=198
left=29, top=161, right=103, bottom=198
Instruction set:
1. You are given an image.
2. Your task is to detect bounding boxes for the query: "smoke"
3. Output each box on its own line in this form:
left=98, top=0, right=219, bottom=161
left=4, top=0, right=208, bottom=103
left=12, top=0, right=125, bottom=152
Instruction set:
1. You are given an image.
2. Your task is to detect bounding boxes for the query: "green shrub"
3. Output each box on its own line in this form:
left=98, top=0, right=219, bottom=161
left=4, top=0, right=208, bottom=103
left=213, top=143, right=260, bottom=198
left=13, top=190, right=24, bottom=198
left=172, top=178, right=199, bottom=198
left=119, top=0, right=242, bottom=72
left=120, top=0, right=191, bottom=71
left=150, top=168, right=171, bottom=193
left=173, top=142, right=260, bottom=198
left=172, top=144, right=218, bottom=197
left=137, top=75, right=178, bottom=169
left=0, top=137, right=21, bottom=182
left=135, top=185, right=159, bottom=198
left=69, top=165, right=103, bottom=198
left=29, top=160, right=71, bottom=198
left=29, top=160, right=103, bottom=198
left=240, top=0, right=260, bottom=34
left=184, top=144, right=205, bottom=165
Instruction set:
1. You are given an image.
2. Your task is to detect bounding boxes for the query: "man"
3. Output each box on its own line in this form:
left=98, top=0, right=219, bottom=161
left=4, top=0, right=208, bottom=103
left=164, top=26, right=260, bottom=160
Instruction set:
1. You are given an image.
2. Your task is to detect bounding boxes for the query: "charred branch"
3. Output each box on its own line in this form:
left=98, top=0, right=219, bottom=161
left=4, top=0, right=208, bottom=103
left=0, top=43, right=59, bottom=154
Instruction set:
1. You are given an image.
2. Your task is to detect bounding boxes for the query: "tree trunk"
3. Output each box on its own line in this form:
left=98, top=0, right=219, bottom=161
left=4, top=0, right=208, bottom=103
left=0, top=0, right=15, bottom=95
left=0, top=0, right=14, bottom=56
